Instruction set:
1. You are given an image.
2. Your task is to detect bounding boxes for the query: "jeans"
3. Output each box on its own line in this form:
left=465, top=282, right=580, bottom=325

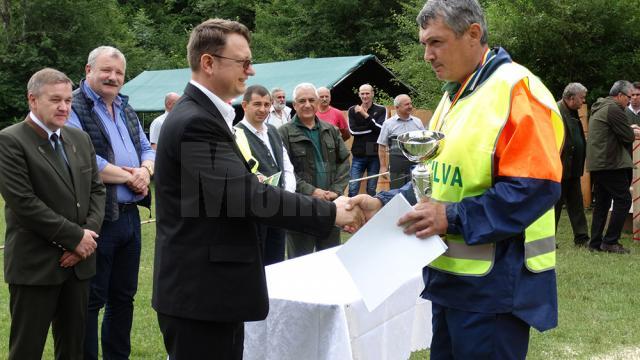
left=348, top=156, right=380, bottom=196
left=84, top=206, right=141, bottom=360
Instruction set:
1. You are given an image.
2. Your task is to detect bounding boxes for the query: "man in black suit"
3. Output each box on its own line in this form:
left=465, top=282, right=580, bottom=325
left=555, top=83, right=590, bottom=246
left=152, top=19, right=362, bottom=359
left=0, top=68, right=105, bottom=360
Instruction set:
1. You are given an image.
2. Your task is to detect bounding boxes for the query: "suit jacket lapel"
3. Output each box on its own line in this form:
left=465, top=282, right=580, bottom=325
left=183, top=83, right=251, bottom=171
left=25, top=117, right=75, bottom=192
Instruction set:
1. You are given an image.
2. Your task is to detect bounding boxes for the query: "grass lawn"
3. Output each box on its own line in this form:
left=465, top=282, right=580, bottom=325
left=1, top=195, right=639, bottom=359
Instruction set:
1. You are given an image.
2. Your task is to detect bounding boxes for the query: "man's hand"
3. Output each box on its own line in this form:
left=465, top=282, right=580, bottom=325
left=123, top=166, right=150, bottom=194
left=397, top=198, right=448, bottom=239
left=312, top=188, right=327, bottom=199
left=256, top=172, right=267, bottom=183
left=74, top=229, right=99, bottom=259
left=324, top=191, right=340, bottom=201
left=59, top=251, right=82, bottom=268
left=632, top=124, right=640, bottom=140
left=354, top=105, right=368, bottom=117
left=343, top=194, right=383, bottom=232
left=334, top=196, right=365, bottom=232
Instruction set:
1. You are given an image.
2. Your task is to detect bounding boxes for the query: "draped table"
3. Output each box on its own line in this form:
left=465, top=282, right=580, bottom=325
left=243, top=246, right=431, bottom=360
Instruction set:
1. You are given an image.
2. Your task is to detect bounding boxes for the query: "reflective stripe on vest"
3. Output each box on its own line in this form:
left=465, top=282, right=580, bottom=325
left=234, top=128, right=259, bottom=173
left=430, top=235, right=495, bottom=276
left=427, top=62, right=563, bottom=276
left=524, top=208, right=556, bottom=272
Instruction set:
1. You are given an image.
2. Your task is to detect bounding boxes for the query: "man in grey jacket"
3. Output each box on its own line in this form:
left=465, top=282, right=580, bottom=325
left=279, top=83, right=350, bottom=258
left=586, top=80, right=635, bottom=254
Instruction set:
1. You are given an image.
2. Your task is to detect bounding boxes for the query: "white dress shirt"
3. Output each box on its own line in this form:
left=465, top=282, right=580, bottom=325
left=239, top=119, right=296, bottom=192
left=265, top=106, right=292, bottom=128
left=30, top=111, right=61, bottom=149
left=189, top=80, right=236, bottom=132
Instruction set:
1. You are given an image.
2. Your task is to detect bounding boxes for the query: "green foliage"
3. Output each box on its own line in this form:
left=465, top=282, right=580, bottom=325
left=251, top=0, right=405, bottom=62
left=486, top=0, right=640, bottom=99
left=0, top=0, right=192, bottom=123
left=0, top=0, right=136, bottom=119
left=382, top=0, right=640, bottom=108
left=3, top=0, right=640, bottom=125
left=384, top=0, right=443, bottom=109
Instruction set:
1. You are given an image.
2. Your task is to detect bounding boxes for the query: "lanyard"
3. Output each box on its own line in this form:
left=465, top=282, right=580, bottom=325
left=434, top=48, right=492, bottom=133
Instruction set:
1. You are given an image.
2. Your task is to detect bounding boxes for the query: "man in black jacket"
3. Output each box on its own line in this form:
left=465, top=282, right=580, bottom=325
left=152, top=19, right=362, bottom=359
left=347, top=84, right=387, bottom=196
left=555, top=83, right=590, bottom=246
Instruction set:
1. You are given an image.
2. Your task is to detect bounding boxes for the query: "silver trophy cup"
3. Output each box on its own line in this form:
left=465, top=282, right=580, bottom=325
left=397, top=130, right=445, bottom=200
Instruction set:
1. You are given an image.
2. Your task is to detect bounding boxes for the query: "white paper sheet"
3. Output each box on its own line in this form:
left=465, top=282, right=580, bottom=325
left=337, top=194, right=447, bottom=311
left=264, top=171, right=281, bottom=187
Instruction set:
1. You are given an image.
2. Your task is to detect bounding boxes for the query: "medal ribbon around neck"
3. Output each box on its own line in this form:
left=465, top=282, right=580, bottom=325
left=434, top=48, right=492, bottom=133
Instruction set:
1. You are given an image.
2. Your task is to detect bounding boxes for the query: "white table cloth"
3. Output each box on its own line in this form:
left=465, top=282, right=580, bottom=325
left=244, top=247, right=431, bottom=360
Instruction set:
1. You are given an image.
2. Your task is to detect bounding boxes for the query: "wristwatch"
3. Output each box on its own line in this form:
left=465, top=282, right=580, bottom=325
left=142, top=164, right=154, bottom=177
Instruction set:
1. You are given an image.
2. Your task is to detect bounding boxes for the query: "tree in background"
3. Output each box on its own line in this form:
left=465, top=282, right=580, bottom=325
left=0, top=0, right=192, bottom=125
left=0, top=0, right=137, bottom=124
left=251, top=0, right=405, bottom=62
left=384, top=0, right=442, bottom=109
left=2, top=0, right=640, bottom=126
left=386, top=0, right=640, bottom=108
left=486, top=0, right=640, bottom=100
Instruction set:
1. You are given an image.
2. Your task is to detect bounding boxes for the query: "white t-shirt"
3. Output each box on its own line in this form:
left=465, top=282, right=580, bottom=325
left=149, top=112, right=168, bottom=144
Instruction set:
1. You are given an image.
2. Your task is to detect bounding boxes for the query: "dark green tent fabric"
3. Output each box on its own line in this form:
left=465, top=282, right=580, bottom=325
left=121, top=55, right=412, bottom=112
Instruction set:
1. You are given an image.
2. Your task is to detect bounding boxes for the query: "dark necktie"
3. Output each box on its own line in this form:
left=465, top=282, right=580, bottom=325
left=50, top=133, right=71, bottom=176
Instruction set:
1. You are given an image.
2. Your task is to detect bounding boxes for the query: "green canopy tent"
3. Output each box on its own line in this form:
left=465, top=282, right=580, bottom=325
left=121, top=55, right=413, bottom=122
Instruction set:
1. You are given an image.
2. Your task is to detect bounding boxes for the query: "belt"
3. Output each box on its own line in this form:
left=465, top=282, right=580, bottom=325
left=118, top=203, right=138, bottom=213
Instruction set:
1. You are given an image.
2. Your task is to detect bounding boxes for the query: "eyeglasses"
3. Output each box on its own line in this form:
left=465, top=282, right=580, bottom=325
left=211, top=54, right=253, bottom=70
left=622, top=92, right=632, bottom=98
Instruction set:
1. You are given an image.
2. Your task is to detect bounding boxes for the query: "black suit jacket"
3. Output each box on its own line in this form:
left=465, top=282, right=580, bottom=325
left=0, top=117, right=105, bottom=285
left=152, top=83, right=336, bottom=322
left=558, top=100, right=586, bottom=179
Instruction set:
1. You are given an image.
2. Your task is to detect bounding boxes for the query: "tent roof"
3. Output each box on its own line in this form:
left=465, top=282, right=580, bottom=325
left=121, top=55, right=413, bottom=112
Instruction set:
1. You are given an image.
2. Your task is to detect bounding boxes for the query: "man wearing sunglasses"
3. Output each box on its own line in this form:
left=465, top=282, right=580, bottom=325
left=586, top=80, right=635, bottom=254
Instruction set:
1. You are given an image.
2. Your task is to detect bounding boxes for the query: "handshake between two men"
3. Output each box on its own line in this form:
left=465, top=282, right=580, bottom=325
left=332, top=194, right=449, bottom=238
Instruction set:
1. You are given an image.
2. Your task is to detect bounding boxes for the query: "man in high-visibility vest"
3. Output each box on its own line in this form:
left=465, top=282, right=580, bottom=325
left=347, top=0, right=563, bottom=358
